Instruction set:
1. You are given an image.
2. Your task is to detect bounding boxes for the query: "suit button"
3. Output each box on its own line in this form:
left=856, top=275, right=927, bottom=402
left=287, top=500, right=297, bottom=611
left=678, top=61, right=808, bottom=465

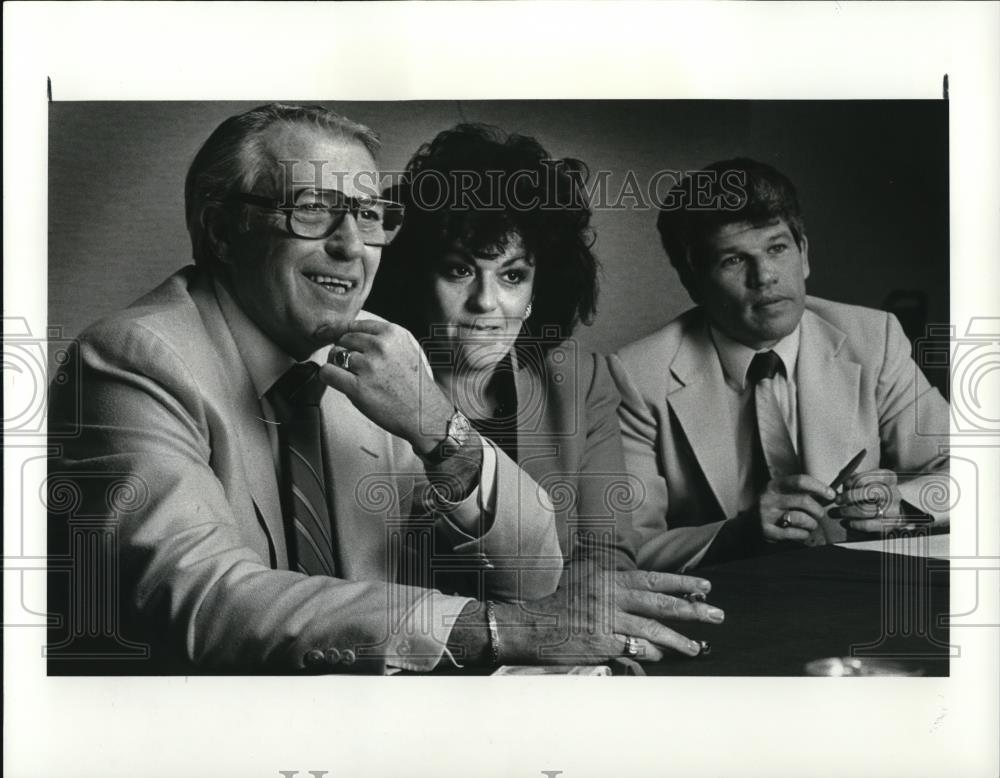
left=324, top=648, right=342, bottom=666
left=341, top=649, right=357, bottom=666
left=303, top=649, right=325, bottom=668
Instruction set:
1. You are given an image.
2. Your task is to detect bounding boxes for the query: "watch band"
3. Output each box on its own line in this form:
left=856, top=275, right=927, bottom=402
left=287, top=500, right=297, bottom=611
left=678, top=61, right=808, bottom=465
left=485, top=600, right=502, bottom=667
left=420, top=409, right=472, bottom=465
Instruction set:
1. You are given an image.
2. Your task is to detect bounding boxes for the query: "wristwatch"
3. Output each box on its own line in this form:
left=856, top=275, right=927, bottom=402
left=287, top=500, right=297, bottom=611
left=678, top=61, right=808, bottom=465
left=421, top=409, right=473, bottom=465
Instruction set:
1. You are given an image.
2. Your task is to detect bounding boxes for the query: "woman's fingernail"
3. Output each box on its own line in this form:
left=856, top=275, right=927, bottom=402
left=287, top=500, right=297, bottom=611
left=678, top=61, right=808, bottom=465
left=707, top=607, right=724, bottom=623
left=688, top=640, right=702, bottom=655
left=697, top=579, right=712, bottom=591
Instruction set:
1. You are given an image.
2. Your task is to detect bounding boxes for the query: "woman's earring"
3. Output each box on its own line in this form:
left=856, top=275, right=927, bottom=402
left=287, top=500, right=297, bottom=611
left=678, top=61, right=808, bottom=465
left=524, top=302, right=533, bottom=318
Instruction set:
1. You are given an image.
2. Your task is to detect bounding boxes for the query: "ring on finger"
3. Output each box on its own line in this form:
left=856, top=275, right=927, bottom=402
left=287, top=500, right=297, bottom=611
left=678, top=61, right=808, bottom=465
left=333, top=349, right=353, bottom=371
left=623, top=635, right=640, bottom=659
left=776, top=512, right=792, bottom=529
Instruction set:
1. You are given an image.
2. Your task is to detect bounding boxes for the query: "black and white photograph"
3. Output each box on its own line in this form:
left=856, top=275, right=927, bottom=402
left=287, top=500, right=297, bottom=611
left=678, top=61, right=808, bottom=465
left=44, top=98, right=952, bottom=678
left=5, top=3, right=999, bottom=777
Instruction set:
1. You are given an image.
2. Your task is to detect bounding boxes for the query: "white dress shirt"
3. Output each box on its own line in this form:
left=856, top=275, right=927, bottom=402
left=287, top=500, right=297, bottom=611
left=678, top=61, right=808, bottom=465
left=709, top=324, right=802, bottom=513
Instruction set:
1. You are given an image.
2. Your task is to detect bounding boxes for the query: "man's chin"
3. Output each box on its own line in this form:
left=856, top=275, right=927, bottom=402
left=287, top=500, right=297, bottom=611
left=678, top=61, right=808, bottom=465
left=752, top=324, right=796, bottom=348
left=308, top=313, right=360, bottom=348
left=749, top=308, right=802, bottom=341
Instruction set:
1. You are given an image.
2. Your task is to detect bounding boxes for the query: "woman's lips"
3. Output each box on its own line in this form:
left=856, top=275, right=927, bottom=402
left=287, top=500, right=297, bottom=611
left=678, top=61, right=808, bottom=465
left=458, top=323, right=503, bottom=332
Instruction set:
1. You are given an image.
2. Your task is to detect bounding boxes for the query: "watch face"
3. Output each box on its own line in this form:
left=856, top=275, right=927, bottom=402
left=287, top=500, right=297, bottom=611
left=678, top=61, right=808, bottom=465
left=448, top=411, right=472, bottom=442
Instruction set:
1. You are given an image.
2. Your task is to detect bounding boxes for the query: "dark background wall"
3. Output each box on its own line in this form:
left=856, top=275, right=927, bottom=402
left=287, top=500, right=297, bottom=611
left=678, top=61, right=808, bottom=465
left=49, top=100, right=949, bottom=388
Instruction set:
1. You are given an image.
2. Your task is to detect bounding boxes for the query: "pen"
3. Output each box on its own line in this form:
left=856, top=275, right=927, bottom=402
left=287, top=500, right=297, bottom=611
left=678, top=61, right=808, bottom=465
left=829, top=448, right=867, bottom=492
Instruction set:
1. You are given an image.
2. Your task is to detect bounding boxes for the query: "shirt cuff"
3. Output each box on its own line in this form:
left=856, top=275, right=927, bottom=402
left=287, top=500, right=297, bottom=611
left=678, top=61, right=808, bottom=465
left=898, top=473, right=950, bottom=522
left=385, top=591, right=474, bottom=672
left=435, top=437, right=498, bottom=541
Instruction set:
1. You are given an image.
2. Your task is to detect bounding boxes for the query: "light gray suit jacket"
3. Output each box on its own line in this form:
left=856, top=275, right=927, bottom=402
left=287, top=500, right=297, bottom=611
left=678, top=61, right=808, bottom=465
left=48, top=267, right=562, bottom=673
left=610, top=297, right=951, bottom=572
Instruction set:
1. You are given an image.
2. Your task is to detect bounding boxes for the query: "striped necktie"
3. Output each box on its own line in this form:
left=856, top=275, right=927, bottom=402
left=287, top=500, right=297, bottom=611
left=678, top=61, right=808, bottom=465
left=268, top=362, right=337, bottom=576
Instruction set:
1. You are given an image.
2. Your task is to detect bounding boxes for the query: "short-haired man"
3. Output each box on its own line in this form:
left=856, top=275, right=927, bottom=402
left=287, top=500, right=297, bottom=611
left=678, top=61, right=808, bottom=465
left=611, top=158, right=950, bottom=572
left=48, top=104, right=722, bottom=673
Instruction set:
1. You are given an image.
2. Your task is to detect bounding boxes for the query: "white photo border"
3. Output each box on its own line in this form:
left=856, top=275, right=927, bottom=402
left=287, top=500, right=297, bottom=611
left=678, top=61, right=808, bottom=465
left=5, top=2, right=999, bottom=777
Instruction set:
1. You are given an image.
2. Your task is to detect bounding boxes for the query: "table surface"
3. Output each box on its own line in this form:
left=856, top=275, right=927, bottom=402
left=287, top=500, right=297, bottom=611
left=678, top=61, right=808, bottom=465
left=642, top=542, right=950, bottom=677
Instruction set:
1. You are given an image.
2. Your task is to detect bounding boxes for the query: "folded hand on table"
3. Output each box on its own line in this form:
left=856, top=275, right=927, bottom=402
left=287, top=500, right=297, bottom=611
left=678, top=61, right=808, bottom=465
left=463, top=566, right=724, bottom=666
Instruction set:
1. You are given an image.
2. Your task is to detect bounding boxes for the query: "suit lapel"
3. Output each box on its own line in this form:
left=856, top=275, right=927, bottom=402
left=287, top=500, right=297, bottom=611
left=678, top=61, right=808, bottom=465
left=796, top=308, right=862, bottom=485
left=321, top=388, right=392, bottom=581
left=668, top=320, right=741, bottom=519
left=193, top=276, right=289, bottom=567
left=513, top=359, right=561, bottom=478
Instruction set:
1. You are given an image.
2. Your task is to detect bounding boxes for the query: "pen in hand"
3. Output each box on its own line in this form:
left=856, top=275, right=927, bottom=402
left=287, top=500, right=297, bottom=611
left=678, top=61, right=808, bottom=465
left=820, top=448, right=867, bottom=506
left=829, top=448, right=867, bottom=492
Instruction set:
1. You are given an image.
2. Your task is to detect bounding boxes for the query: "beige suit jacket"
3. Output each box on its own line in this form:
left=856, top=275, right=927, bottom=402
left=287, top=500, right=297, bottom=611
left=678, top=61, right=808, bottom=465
left=48, top=267, right=562, bottom=673
left=610, top=297, right=951, bottom=572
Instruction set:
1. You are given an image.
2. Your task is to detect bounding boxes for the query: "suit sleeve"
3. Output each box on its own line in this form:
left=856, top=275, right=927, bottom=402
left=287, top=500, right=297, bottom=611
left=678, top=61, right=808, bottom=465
left=411, top=436, right=564, bottom=602
left=876, top=313, right=951, bottom=521
left=562, top=353, right=640, bottom=571
left=389, top=321, right=563, bottom=602
left=48, top=321, right=471, bottom=674
left=608, top=354, right=728, bottom=572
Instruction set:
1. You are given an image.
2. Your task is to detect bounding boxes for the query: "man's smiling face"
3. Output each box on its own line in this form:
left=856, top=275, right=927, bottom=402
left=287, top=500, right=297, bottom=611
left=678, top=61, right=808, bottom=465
left=693, top=218, right=810, bottom=349
left=221, top=125, right=382, bottom=359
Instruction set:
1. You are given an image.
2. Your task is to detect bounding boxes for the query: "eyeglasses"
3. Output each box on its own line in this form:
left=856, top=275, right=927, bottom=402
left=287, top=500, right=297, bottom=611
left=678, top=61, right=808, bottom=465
left=225, top=189, right=405, bottom=247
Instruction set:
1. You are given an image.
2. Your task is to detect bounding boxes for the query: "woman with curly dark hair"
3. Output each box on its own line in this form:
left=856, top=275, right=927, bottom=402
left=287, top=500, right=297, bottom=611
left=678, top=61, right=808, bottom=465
left=368, top=124, right=640, bottom=572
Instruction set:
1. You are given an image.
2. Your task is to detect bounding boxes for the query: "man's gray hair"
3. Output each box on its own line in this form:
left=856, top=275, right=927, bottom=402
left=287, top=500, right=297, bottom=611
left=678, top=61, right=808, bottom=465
left=184, top=103, right=380, bottom=266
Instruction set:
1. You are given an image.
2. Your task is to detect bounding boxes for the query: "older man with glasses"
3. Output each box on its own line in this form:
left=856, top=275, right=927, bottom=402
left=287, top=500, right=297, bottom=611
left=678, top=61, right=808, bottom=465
left=48, top=103, right=721, bottom=675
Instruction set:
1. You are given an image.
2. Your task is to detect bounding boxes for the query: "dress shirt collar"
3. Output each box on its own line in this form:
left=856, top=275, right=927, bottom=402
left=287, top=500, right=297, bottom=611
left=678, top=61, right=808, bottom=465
left=709, top=321, right=801, bottom=391
left=212, top=274, right=333, bottom=399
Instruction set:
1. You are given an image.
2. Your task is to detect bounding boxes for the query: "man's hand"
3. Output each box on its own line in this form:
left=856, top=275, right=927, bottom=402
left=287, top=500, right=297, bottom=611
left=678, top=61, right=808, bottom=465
left=491, top=566, right=723, bottom=665
left=318, top=319, right=453, bottom=452
left=830, top=469, right=905, bottom=532
left=758, top=475, right=837, bottom=543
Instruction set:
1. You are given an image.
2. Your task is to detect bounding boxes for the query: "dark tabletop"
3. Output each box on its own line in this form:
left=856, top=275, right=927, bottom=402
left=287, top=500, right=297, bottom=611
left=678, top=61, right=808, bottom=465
left=645, top=543, right=950, bottom=676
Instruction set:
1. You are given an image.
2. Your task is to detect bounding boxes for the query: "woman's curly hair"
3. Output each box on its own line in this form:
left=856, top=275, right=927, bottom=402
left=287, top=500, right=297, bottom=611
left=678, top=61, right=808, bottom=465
left=367, top=123, right=599, bottom=354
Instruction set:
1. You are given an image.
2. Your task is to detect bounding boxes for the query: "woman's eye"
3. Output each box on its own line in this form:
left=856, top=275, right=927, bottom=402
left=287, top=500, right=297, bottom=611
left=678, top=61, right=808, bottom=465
left=502, top=270, right=526, bottom=284
left=768, top=243, right=788, bottom=255
left=444, top=265, right=473, bottom=279
left=720, top=255, right=744, bottom=267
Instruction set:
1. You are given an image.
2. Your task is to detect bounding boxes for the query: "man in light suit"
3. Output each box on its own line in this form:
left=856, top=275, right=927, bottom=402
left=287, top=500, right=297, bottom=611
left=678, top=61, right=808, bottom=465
left=48, top=104, right=722, bottom=673
left=610, top=158, right=950, bottom=572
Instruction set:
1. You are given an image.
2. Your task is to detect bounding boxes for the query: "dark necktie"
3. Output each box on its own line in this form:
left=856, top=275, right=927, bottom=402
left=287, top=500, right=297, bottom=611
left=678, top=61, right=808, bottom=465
left=747, top=350, right=800, bottom=483
left=267, top=362, right=337, bottom=577
left=748, top=351, right=831, bottom=544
